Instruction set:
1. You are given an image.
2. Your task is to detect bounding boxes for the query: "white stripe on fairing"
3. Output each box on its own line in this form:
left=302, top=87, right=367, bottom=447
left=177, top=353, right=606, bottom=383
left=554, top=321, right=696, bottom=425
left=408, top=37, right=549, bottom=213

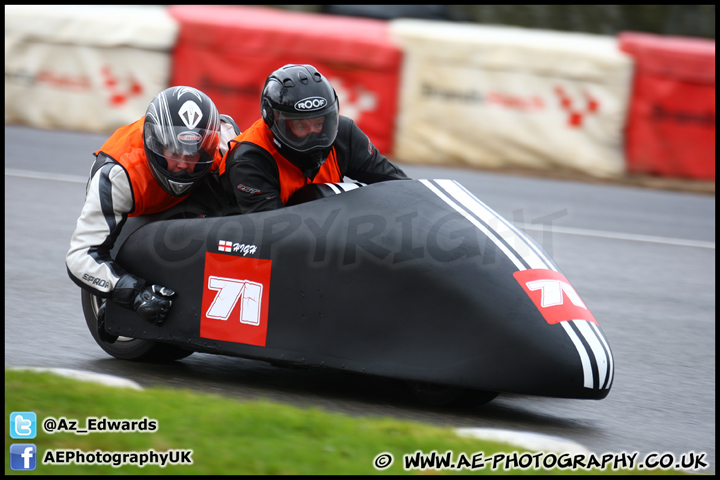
left=421, top=179, right=526, bottom=270
left=450, top=183, right=557, bottom=271
left=425, top=179, right=617, bottom=391
left=432, top=179, right=553, bottom=270
left=326, top=183, right=343, bottom=195
left=590, top=322, right=614, bottom=389
left=424, top=178, right=601, bottom=389
left=574, top=320, right=609, bottom=390
left=335, top=182, right=362, bottom=193
left=450, top=180, right=559, bottom=272
left=561, top=322, right=595, bottom=388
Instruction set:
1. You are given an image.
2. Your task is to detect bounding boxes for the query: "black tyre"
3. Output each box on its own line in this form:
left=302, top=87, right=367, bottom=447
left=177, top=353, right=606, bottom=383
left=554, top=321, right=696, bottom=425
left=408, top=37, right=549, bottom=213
left=82, top=289, right=193, bottom=362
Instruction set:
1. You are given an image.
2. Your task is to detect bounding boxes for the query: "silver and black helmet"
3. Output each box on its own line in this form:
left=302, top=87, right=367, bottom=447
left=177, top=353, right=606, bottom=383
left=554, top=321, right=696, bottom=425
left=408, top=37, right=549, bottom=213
left=143, top=86, right=221, bottom=196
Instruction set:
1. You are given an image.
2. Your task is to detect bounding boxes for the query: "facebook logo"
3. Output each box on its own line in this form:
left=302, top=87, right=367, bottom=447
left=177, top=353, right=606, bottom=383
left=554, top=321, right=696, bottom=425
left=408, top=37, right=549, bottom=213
left=10, top=411, right=37, bottom=439
left=10, top=444, right=37, bottom=471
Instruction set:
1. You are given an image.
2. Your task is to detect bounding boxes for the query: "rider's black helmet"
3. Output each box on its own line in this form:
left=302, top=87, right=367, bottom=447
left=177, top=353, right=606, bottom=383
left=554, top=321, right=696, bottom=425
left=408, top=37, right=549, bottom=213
left=261, top=64, right=339, bottom=174
left=143, top=86, right=221, bottom=196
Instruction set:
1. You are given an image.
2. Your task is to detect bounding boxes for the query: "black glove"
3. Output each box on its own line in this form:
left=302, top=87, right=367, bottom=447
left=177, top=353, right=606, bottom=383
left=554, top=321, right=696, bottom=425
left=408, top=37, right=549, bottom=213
left=112, top=274, right=175, bottom=325
left=132, top=284, right=176, bottom=325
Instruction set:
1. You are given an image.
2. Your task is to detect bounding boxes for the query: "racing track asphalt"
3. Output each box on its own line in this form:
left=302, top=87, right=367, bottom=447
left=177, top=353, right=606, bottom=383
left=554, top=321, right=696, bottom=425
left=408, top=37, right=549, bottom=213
left=4, top=125, right=715, bottom=472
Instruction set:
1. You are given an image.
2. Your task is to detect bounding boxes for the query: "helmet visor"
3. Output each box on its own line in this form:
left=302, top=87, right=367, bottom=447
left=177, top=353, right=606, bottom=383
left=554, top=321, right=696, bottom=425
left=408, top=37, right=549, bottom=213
left=144, top=123, right=219, bottom=173
left=273, top=103, right=339, bottom=153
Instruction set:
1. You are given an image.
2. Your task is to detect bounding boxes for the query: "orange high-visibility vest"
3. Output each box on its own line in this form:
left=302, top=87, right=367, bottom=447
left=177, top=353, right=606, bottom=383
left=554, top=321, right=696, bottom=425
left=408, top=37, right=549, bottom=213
left=221, top=119, right=343, bottom=204
left=95, top=117, right=220, bottom=216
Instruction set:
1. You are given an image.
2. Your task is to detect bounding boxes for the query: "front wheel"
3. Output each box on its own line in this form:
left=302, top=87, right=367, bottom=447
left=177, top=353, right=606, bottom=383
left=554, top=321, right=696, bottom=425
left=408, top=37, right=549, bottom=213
left=82, top=290, right=193, bottom=362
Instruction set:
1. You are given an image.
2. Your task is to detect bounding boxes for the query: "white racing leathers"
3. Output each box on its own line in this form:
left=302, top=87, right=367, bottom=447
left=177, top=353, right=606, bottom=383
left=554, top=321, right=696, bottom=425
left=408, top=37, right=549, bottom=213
left=66, top=160, right=136, bottom=298
left=66, top=118, right=237, bottom=299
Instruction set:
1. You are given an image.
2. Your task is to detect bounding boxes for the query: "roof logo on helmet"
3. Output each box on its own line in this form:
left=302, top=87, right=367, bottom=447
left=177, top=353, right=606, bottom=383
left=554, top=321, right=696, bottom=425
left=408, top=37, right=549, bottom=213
left=178, top=131, right=202, bottom=145
left=295, top=97, right=327, bottom=112
left=179, top=100, right=203, bottom=129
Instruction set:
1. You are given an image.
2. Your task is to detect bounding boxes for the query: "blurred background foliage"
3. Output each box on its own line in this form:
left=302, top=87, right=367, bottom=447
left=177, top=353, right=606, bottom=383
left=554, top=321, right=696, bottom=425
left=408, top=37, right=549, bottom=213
left=271, top=5, right=715, bottom=39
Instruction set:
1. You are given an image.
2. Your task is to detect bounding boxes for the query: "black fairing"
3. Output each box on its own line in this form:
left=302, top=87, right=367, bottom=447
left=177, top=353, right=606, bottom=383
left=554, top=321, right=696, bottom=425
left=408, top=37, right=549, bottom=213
left=105, top=180, right=613, bottom=399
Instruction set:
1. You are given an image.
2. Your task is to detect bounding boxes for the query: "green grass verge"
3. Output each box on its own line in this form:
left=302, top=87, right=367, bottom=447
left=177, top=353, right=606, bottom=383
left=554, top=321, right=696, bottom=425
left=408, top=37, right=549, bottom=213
left=5, top=369, right=686, bottom=475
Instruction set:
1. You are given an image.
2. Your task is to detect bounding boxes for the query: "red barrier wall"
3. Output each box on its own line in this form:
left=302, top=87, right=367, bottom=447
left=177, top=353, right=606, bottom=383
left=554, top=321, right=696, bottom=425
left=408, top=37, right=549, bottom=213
left=168, top=5, right=402, bottom=155
left=619, top=32, right=715, bottom=180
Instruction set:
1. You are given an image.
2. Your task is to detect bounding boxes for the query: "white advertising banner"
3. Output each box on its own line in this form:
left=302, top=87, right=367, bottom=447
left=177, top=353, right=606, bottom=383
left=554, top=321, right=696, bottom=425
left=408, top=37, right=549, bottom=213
left=5, top=5, right=178, bottom=134
left=390, top=20, right=634, bottom=177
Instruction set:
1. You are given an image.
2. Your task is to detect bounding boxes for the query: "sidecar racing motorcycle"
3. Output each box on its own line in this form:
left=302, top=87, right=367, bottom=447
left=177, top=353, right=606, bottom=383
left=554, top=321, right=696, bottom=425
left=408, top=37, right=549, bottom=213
left=82, top=179, right=614, bottom=405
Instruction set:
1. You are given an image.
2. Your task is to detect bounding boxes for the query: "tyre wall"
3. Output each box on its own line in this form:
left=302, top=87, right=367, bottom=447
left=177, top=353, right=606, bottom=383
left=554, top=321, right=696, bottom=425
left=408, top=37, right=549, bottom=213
left=166, top=5, right=402, bottom=156
left=619, top=32, right=715, bottom=180
left=390, top=20, right=633, bottom=178
left=4, top=5, right=714, bottom=180
left=4, top=5, right=178, bottom=134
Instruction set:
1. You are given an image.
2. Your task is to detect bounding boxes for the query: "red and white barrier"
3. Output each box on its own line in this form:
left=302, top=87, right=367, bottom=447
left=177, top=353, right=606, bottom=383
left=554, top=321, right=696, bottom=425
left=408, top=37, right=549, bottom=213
left=619, top=32, right=715, bottom=180
left=5, top=5, right=714, bottom=181
left=4, top=5, right=178, bottom=134
left=168, top=5, right=402, bottom=155
left=390, top=20, right=634, bottom=177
